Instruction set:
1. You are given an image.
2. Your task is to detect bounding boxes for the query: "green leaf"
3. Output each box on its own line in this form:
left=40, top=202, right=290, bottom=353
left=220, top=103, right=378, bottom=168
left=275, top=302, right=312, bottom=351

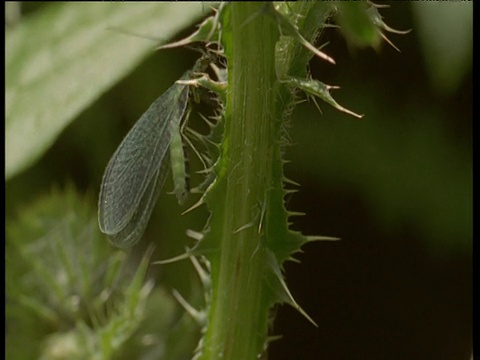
left=6, top=2, right=212, bottom=180
left=285, top=77, right=363, bottom=118
left=266, top=3, right=335, bottom=64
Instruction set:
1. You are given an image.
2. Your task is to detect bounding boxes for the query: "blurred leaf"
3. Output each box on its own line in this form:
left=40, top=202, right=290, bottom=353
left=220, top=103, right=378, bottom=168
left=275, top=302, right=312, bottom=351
left=6, top=2, right=212, bottom=180
left=412, top=1, right=472, bottom=94
left=336, top=2, right=381, bottom=49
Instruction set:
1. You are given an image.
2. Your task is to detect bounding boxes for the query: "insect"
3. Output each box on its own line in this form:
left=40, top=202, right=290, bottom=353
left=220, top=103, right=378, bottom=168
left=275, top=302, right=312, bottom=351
left=98, top=59, right=208, bottom=249
left=169, top=113, right=191, bottom=205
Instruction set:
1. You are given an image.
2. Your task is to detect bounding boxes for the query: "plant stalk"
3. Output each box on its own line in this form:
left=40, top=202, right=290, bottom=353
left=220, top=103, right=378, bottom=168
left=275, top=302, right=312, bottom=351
left=200, top=3, right=279, bottom=359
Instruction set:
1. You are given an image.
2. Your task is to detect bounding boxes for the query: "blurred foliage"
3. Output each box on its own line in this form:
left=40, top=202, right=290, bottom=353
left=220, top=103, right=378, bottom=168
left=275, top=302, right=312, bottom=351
left=6, top=185, right=201, bottom=359
left=5, top=2, right=471, bottom=359
left=5, top=2, right=211, bottom=180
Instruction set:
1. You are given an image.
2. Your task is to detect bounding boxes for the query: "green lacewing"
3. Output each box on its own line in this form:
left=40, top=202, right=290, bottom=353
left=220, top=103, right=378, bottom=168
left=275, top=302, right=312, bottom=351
left=98, top=62, right=204, bottom=249
left=169, top=118, right=190, bottom=205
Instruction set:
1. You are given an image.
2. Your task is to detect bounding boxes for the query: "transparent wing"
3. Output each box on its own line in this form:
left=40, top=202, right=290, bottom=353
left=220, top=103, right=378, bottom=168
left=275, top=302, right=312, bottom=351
left=98, top=81, right=189, bottom=236
left=107, top=158, right=170, bottom=248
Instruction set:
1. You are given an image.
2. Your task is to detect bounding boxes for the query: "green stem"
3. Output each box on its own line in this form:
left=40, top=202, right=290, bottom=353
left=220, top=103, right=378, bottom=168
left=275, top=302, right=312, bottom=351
left=200, top=3, right=279, bottom=359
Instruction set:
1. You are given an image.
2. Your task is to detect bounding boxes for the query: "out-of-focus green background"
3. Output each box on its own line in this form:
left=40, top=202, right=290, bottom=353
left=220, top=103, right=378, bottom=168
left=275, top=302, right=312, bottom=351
left=6, top=2, right=472, bottom=359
